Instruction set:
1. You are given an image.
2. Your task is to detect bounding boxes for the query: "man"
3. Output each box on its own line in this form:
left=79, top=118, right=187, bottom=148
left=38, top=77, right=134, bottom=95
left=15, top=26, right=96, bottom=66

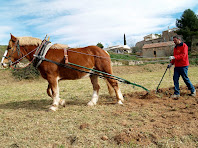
left=168, top=36, right=196, bottom=98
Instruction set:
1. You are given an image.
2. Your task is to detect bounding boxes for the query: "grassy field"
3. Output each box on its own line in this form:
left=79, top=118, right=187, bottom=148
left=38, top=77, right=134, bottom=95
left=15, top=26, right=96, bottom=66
left=0, top=64, right=197, bottom=147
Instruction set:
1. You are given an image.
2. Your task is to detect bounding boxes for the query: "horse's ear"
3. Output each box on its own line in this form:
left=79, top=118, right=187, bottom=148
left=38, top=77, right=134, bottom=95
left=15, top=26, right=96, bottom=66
left=10, top=33, right=17, bottom=41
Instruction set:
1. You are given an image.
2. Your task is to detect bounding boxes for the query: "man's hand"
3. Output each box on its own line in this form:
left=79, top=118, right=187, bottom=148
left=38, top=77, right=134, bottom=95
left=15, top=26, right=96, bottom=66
left=169, top=56, right=175, bottom=60
left=167, top=63, right=173, bottom=68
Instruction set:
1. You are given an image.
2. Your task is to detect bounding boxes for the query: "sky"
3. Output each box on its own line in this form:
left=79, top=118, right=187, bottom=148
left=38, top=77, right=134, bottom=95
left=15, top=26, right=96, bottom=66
left=0, top=0, right=198, bottom=48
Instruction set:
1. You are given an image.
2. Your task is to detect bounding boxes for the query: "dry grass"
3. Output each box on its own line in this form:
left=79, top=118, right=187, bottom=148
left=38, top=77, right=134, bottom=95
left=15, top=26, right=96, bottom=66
left=0, top=64, right=197, bottom=148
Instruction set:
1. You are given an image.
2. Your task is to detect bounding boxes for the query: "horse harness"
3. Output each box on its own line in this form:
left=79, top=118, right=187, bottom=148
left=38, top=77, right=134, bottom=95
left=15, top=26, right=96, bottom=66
left=33, top=39, right=69, bottom=68
left=33, top=39, right=52, bottom=68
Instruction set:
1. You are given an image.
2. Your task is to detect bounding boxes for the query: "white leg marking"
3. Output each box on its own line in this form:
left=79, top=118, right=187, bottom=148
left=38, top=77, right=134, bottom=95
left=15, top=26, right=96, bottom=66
left=87, top=91, right=98, bottom=106
left=53, top=85, right=60, bottom=106
left=49, top=105, right=58, bottom=111
left=118, top=100, right=123, bottom=105
left=118, top=88, right=124, bottom=102
left=49, top=77, right=61, bottom=111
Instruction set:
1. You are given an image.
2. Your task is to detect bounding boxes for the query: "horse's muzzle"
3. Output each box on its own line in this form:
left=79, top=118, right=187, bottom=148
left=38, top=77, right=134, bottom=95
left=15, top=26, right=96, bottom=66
left=1, top=62, right=10, bottom=68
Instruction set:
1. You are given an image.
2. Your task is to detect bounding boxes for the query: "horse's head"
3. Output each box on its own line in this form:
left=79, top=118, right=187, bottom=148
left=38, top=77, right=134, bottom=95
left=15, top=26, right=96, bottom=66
left=1, top=34, right=23, bottom=68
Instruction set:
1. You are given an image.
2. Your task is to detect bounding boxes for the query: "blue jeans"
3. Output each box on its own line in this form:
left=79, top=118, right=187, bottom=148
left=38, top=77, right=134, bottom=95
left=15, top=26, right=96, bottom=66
left=173, top=66, right=195, bottom=95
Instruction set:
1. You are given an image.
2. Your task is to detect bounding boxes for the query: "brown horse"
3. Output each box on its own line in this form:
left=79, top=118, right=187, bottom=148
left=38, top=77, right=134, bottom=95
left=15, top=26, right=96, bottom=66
left=1, top=34, right=124, bottom=111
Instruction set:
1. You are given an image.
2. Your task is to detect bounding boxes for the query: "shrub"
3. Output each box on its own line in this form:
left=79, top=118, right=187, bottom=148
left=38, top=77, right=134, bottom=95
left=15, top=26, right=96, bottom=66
left=96, top=42, right=104, bottom=49
left=189, top=58, right=198, bottom=65
left=11, top=64, right=40, bottom=80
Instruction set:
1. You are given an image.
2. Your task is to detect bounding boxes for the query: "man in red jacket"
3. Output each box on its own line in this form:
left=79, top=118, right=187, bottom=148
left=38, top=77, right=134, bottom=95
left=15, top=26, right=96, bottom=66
left=168, top=36, right=196, bottom=98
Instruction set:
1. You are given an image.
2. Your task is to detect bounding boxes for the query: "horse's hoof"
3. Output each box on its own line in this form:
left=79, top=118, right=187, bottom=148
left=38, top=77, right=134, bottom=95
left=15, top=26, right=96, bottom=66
left=120, top=98, right=124, bottom=102
left=118, top=100, right=123, bottom=105
left=59, top=99, right=66, bottom=107
left=49, top=105, right=58, bottom=111
left=87, top=101, right=96, bottom=106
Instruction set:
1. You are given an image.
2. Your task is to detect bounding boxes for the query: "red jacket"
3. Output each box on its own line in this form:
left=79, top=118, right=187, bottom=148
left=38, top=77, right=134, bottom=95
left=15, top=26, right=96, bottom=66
left=171, top=42, right=189, bottom=67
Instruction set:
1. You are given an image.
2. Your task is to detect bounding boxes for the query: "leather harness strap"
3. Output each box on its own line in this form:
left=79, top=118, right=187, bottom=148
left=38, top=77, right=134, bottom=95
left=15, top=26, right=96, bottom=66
left=64, top=48, right=68, bottom=64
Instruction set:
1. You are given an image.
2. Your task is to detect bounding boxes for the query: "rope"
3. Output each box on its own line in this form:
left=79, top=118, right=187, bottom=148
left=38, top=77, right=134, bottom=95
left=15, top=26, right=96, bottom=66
left=67, top=49, right=169, bottom=63
left=11, top=48, right=37, bottom=66
left=67, top=49, right=110, bottom=59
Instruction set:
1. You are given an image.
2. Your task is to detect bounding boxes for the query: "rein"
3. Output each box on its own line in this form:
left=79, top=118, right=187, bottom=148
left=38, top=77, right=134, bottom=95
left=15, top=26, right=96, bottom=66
left=9, top=47, right=38, bottom=70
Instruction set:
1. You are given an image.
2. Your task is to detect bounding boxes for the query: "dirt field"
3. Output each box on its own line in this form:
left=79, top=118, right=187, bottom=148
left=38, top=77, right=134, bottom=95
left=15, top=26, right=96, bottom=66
left=0, top=64, right=197, bottom=147
left=113, top=86, right=198, bottom=147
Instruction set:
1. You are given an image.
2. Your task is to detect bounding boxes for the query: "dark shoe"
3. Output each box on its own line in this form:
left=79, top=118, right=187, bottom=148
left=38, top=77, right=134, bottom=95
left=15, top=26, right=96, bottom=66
left=190, top=90, right=196, bottom=97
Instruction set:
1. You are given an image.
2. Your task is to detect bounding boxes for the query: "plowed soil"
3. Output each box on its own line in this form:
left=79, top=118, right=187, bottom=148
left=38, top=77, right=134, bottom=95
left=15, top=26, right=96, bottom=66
left=112, top=85, right=198, bottom=147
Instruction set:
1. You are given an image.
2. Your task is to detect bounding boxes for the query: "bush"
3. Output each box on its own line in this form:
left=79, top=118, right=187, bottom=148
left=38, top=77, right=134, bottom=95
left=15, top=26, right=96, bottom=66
left=96, top=42, right=104, bottom=49
left=189, top=58, right=198, bottom=65
left=189, top=54, right=198, bottom=65
left=11, top=64, right=40, bottom=80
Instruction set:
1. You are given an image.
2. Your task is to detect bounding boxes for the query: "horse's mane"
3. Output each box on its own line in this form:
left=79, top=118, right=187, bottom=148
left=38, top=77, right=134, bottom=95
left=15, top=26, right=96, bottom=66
left=16, top=37, right=42, bottom=46
left=51, top=43, right=69, bottom=49
left=16, top=37, right=68, bottom=49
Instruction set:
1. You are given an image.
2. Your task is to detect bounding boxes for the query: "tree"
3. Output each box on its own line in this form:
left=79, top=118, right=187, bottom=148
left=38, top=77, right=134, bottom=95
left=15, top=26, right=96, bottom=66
left=124, top=33, right=126, bottom=45
left=176, top=9, right=198, bottom=50
left=96, top=42, right=104, bottom=49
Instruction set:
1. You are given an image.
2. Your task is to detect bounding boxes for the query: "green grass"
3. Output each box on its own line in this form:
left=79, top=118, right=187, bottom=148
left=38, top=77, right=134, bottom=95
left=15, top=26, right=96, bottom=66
left=109, top=52, right=138, bottom=61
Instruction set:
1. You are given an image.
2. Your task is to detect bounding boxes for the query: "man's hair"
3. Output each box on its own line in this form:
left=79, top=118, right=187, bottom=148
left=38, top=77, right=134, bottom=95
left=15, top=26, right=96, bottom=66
left=173, top=35, right=181, bottom=40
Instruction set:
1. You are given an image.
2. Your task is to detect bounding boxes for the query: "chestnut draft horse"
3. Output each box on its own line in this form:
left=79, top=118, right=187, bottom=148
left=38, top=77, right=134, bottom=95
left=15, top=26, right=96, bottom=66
left=1, top=34, right=124, bottom=111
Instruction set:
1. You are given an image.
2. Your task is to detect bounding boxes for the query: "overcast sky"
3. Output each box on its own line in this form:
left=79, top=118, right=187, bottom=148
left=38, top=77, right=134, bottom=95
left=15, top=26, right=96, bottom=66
left=0, top=0, right=198, bottom=48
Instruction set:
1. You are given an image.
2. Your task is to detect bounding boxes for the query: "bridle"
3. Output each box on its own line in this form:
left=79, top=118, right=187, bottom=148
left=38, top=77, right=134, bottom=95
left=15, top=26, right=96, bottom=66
left=1, top=38, right=42, bottom=69
left=2, top=39, right=22, bottom=66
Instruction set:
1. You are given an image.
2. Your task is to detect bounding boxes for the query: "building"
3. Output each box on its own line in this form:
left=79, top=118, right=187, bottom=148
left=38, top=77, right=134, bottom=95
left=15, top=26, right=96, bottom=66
left=135, top=28, right=178, bottom=49
left=144, top=34, right=161, bottom=41
left=162, top=28, right=178, bottom=42
left=142, top=41, right=175, bottom=57
left=105, top=34, right=132, bottom=54
left=135, top=28, right=180, bottom=57
left=105, top=45, right=131, bottom=54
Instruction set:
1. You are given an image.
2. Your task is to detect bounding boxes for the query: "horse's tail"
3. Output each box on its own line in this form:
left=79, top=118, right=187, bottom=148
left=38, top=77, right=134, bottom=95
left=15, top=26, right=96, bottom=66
left=105, top=79, right=114, bottom=96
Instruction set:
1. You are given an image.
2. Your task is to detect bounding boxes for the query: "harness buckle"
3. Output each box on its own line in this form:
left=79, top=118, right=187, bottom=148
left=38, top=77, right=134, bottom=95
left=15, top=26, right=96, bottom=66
left=64, top=48, right=68, bottom=64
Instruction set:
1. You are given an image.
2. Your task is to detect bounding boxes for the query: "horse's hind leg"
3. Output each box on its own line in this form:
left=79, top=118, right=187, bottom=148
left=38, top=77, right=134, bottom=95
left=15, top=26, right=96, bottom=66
left=105, top=79, right=114, bottom=96
left=87, top=75, right=100, bottom=106
left=106, top=78, right=124, bottom=104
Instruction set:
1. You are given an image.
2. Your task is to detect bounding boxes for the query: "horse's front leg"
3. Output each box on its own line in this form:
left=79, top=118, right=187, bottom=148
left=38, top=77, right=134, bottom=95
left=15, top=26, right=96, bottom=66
left=47, top=77, right=64, bottom=111
left=47, top=84, right=65, bottom=107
